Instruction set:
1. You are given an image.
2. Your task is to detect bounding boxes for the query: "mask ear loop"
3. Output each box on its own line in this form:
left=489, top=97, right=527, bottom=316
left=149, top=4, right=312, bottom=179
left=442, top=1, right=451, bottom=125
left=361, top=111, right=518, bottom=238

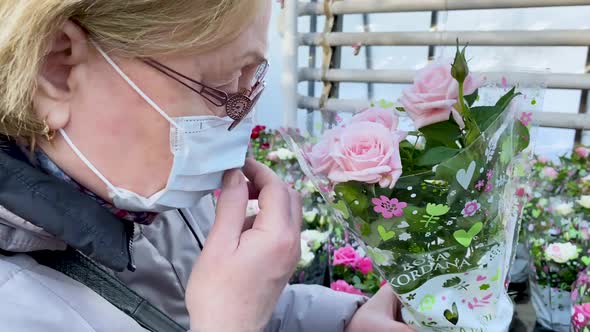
left=90, top=40, right=179, bottom=129
left=58, top=128, right=120, bottom=196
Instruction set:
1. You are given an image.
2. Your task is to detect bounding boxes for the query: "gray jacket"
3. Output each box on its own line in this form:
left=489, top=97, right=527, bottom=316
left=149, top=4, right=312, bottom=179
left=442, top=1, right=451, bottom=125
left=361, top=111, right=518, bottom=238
left=0, top=146, right=365, bottom=332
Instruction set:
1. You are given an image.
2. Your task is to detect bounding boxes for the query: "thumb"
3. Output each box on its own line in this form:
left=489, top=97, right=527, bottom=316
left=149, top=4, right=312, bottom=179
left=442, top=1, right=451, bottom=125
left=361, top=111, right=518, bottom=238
left=365, top=285, right=395, bottom=316
left=207, top=169, right=248, bottom=251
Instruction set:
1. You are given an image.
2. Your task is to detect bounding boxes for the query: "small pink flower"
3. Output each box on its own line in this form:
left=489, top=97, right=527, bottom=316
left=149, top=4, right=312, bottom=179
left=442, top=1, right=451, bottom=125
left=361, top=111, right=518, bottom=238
left=333, top=246, right=359, bottom=267
left=484, top=182, right=493, bottom=193
left=330, top=280, right=364, bottom=296
left=475, top=180, right=485, bottom=190
left=572, top=304, right=590, bottom=327
left=542, top=167, right=558, bottom=179
left=575, top=146, right=589, bottom=158
left=462, top=200, right=481, bottom=217
left=486, top=170, right=494, bottom=180
left=520, top=112, right=533, bottom=126
left=400, top=60, right=483, bottom=129
left=537, top=156, right=549, bottom=164
left=372, top=195, right=408, bottom=219
left=501, top=77, right=508, bottom=88
left=516, top=187, right=526, bottom=197
left=355, top=257, right=374, bottom=275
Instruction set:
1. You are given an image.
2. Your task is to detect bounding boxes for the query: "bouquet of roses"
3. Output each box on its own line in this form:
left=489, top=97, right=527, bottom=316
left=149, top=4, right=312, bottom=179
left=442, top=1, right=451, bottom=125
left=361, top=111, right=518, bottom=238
left=282, top=43, right=540, bottom=331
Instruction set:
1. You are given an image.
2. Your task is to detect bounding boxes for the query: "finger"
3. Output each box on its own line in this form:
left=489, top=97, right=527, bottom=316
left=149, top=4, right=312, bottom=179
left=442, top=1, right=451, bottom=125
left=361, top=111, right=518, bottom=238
left=207, top=169, right=248, bottom=251
left=243, top=159, right=292, bottom=231
left=364, top=285, right=395, bottom=315
left=242, top=158, right=282, bottom=198
left=289, top=189, right=303, bottom=233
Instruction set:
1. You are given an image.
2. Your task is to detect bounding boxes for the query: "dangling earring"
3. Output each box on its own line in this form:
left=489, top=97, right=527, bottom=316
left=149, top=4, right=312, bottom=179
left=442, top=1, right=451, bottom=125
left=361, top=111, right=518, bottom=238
left=42, top=119, right=55, bottom=141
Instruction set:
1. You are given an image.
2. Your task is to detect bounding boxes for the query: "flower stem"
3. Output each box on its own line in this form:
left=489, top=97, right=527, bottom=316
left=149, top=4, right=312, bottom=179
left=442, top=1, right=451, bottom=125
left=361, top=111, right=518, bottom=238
left=457, top=82, right=480, bottom=146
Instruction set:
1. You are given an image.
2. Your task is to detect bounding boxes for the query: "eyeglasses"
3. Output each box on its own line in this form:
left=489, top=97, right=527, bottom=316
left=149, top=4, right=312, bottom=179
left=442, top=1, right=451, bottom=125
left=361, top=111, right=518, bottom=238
left=143, top=58, right=269, bottom=131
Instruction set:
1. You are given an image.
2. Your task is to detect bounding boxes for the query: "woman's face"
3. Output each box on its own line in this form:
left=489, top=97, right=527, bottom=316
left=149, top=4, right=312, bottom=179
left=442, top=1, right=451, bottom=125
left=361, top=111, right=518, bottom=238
left=35, top=1, right=271, bottom=201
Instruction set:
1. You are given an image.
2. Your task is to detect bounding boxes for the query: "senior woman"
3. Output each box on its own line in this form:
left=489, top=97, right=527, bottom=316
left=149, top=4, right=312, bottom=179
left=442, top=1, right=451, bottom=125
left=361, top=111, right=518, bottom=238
left=0, top=1, right=411, bottom=331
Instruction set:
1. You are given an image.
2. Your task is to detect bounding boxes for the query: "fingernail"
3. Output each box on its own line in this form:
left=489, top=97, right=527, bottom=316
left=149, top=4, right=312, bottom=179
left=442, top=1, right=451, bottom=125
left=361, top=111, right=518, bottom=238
left=223, top=169, right=243, bottom=187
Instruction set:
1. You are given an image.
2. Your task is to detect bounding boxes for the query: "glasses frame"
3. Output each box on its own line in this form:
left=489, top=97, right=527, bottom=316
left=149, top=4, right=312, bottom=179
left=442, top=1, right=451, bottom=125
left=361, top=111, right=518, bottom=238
left=143, top=58, right=268, bottom=131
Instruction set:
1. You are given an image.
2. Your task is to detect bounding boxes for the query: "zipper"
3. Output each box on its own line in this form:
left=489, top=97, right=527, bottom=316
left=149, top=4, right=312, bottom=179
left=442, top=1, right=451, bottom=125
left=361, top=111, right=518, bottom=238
left=126, top=221, right=137, bottom=272
left=178, top=209, right=203, bottom=250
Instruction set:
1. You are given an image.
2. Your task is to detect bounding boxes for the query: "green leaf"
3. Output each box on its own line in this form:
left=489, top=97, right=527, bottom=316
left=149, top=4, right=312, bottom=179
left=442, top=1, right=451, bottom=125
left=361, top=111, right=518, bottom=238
left=496, top=87, right=520, bottom=111
left=396, top=107, right=406, bottom=113
left=471, top=87, right=521, bottom=133
left=334, top=182, right=370, bottom=217
left=514, top=121, right=530, bottom=153
left=416, top=146, right=460, bottom=166
left=470, top=106, right=499, bottom=133
left=464, top=89, right=478, bottom=107
left=352, top=275, right=362, bottom=285
left=426, top=203, right=451, bottom=217
left=360, top=223, right=372, bottom=236
left=419, top=121, right=462, bottom=149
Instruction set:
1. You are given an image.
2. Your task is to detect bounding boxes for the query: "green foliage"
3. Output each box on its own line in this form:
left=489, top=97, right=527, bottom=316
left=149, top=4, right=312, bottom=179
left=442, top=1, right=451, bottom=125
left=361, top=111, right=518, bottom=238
left=419, top=121, right=462, bottom=150
left=464, top=89, right=479, bottom=107
left=416, top=147, right=460, bottom=166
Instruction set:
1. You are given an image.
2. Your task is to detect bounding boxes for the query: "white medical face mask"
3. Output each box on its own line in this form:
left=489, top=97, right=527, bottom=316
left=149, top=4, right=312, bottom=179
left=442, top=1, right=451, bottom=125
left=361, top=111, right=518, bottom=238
left=59, top=42, right=254, bottom=212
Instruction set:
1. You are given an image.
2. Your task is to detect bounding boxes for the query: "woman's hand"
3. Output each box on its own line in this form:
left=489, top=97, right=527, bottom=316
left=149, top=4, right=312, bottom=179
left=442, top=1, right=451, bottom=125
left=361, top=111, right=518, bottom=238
left=345, top=285, right=415, bottom=332
left=186, top=159, right=302, bottom=332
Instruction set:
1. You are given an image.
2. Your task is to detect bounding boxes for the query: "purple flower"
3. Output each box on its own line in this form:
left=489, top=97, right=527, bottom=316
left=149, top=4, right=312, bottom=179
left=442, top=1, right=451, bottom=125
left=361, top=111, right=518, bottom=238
left=372, top=195, right=408, bottom=219
left=475, top=180, right=485, bottom=190
left=484, top=182, right=493, bottom=193
left=520, top=112, right=533, bottom=126
left=461, top=200, right=481, bottom=217
left=486, top=170, right=494, bottom=180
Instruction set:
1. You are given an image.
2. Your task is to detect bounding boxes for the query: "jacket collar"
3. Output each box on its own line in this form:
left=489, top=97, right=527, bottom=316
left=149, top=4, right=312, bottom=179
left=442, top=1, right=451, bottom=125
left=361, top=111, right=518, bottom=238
left=0, top=141, right=130, bottom=272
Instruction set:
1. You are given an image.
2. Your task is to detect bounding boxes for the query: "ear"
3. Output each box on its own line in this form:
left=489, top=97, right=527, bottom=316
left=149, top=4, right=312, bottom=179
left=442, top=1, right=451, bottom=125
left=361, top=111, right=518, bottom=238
left=34, top=20, right=89, bottom=131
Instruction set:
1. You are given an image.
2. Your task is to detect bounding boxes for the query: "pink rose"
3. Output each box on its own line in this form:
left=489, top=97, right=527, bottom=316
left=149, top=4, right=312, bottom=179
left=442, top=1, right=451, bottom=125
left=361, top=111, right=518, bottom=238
left=542, top=167, right=558, bottom=180
left=350, top=107, right=400, bottom=133
left=328, top=121, right=403, bottom=189
left=308, top=127, right=341, bottom=174
left=400, top=60, right=482, bottom=128
left=572, top=303, right=590, bottom=327
left=355, top=257, right=374, bottom=275
left=575, top=146, right=589, bottom=158
left=333, top=245, right=359, bottom=267
left=330, top=280, right=364, bottom=296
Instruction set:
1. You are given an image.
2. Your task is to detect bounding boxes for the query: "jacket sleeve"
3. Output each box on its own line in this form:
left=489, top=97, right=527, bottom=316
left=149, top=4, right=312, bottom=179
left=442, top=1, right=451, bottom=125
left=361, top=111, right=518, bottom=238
left=0, top=254, right=149, bottom=332
left=265, top=284, right=367, bottom=332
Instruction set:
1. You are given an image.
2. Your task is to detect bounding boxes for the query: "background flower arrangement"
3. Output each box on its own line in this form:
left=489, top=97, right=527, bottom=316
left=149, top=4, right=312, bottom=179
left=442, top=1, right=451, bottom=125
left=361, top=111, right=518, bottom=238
left=518, top=146, right=590, bottom=331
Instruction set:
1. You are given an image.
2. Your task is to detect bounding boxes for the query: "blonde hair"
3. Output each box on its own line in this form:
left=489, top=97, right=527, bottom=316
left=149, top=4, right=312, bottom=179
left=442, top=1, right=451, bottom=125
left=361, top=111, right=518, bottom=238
left=0, top=0, right=263, bottom=139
